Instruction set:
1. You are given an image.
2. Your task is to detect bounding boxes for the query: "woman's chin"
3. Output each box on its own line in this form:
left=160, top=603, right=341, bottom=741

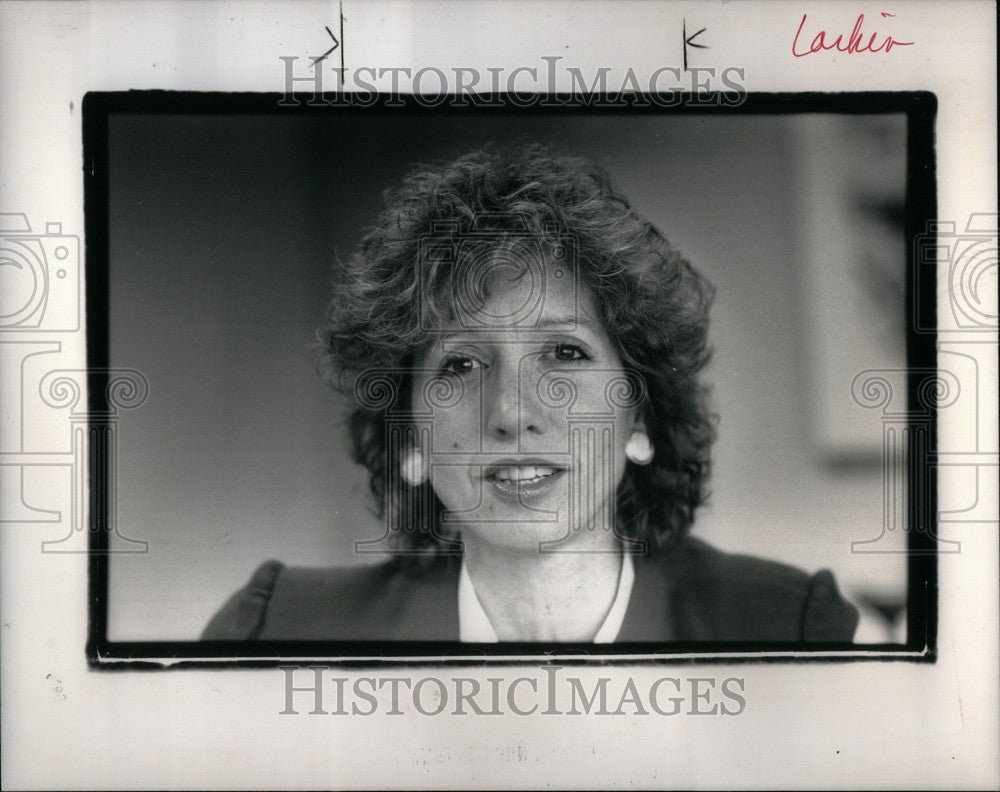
left=459, top=518, right=611, bottom=555
left=439, top=473, right=616, bottom=553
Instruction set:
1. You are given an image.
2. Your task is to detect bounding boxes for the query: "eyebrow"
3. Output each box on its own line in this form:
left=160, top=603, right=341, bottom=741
left=432, top=317, right=597, bottom=343
left=534, top=316, right=596, bottom=329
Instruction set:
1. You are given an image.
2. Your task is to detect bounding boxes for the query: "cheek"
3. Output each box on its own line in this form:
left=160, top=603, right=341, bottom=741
left=565, top=408, right=635, bottom=489
left=606, top=404, right=638, bottom=486
left=427, top=466, right=468, bottom=510
left=426, top=449, right=482, bottom=514
left=615, top=405, right=637, bottom=447
left=428, top=401, right=480, bottom=450
left=571, top=374, right=638, bottom=434
left=414, top=373, right=481, bottom=451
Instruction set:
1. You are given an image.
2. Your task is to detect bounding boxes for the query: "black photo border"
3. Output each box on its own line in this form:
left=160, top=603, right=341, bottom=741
left=82, top=90, right=938, bottom=669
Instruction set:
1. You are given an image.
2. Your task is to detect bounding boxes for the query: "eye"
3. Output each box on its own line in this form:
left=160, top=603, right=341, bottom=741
left=552, top=342, right=590, bottom=362
left=438, top=353, right=483, bottom=376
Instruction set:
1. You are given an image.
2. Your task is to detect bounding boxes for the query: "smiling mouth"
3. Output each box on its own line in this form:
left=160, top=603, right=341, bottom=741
left=490, top=465, right=559, bottom=484
left=483, top=462, right=567, bottom=498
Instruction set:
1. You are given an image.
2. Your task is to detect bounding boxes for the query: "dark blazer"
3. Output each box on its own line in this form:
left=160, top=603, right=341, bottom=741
left=202, top=536, right=859, bottom=643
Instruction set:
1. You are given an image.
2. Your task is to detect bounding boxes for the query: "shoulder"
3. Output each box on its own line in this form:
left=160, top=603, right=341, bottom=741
left=646, top=536, right=859, bottom=643
left=201, top=557, right=460, bottom=641
left=201, top=559, right=286, bottom=640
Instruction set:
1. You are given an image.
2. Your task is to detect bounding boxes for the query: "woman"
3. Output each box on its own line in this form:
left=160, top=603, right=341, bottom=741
left=203, top=145, right=858, bottom=644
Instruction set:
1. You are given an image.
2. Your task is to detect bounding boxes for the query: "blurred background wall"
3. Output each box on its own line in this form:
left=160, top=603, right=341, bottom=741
left=106, top=110, right=909, bottom=642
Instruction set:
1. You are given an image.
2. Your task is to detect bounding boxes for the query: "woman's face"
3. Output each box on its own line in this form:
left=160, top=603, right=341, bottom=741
left=411, top=258, right=642, bottom=554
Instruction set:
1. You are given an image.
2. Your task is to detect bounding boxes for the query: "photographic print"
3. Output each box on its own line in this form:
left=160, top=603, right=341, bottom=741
left=2, top=2, right=996, bottom=790
left=84, top=93, right=934, bottom=660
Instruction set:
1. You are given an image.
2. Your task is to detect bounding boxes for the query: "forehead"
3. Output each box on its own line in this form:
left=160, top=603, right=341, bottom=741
left=435, top=255, right=598, bottom=335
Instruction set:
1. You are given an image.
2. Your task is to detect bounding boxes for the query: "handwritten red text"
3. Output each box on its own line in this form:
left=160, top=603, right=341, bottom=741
left=792, top=12, right=914, bottom=57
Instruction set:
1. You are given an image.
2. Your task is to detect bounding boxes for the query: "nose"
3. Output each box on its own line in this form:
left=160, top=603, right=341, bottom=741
left=483, top=358, right=548, bottom=443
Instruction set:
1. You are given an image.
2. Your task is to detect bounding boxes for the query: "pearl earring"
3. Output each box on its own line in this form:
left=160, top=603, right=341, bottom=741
left=625, top=431, right=654, bottom=465
left=401, top=449, right=426, bottom=486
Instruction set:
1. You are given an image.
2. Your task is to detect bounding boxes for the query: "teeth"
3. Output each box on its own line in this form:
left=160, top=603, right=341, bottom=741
left=493, top=465, right=556, bottom=482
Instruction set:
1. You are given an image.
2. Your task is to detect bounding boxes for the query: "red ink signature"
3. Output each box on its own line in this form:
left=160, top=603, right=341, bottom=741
left=792, top=11, right=914, bottom=57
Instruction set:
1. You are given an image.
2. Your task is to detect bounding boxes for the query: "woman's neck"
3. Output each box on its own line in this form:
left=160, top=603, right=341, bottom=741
left=462, top=533, right=624, bottom=642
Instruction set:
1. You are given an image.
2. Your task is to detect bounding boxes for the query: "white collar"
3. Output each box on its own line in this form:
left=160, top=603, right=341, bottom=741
left=458, top=553, right=635, bottom=643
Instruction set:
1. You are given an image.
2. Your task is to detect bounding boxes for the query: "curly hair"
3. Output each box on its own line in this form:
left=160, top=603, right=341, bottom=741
left=320, top=144, right=715, bottom=562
